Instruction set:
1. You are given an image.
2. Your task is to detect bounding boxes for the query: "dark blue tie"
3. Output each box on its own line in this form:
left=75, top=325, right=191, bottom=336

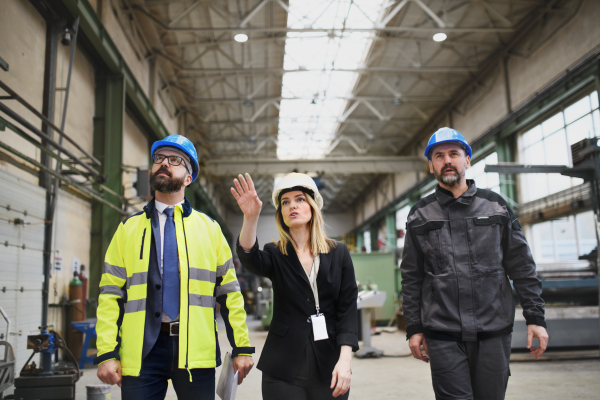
left=162, top=208, right=180, bottom=319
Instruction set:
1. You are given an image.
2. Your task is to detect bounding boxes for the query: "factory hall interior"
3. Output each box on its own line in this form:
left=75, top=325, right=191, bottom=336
left=1, top=0, right=600, bottom=399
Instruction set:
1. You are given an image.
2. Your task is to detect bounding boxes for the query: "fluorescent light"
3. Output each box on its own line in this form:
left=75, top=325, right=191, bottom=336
left=234, top=33, right=248, bottom=43
left=433, top=32, right=447, bottom=42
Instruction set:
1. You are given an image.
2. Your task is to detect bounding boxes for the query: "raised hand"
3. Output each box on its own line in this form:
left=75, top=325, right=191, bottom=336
left=231, top=173, right=263, bottom=220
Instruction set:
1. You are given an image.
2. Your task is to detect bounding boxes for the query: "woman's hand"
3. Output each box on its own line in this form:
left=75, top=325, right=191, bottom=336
left=231, top=173, right=263, bottom=220
left=330, top=346, right=352, bottom=397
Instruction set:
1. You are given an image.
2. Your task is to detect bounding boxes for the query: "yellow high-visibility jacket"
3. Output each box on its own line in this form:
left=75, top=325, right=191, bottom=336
left=94, top=198, right=253, bottom=377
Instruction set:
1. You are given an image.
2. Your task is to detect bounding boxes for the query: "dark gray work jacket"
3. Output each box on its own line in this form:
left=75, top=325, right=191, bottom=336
left=400, top=180, right=546, bottom=342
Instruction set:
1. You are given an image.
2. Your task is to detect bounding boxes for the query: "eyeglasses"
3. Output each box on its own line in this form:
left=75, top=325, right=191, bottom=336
left=152, top=154, right=185, bottom=167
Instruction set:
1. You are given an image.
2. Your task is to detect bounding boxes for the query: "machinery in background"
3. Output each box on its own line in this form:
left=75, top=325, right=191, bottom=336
left=487, top=138, right=600, bottom=349
left=12, top=327, right=80, bottom=400
left=355, top=291, right=387, bottom=358
left=0, top=307, right=15, bottom=400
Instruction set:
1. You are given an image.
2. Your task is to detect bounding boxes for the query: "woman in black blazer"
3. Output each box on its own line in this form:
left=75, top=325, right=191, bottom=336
left=231, top=172, right=358, bottom=399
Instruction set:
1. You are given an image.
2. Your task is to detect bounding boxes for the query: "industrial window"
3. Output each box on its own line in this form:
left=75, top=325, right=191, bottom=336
left=529, top=210, right=596, bottom=263
left=519, top=91, right=599, bottom=203
left=465, top=152, right=500, bottom=193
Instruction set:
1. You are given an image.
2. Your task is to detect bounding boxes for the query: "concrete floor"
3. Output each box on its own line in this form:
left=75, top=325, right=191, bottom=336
left=74, top=315, right=600, bottom=400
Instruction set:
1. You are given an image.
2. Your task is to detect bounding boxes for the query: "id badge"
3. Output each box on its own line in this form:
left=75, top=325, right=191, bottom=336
left=310, top=314, right=328, bottom=341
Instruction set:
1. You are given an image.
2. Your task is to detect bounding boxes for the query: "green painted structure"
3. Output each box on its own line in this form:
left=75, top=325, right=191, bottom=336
left=350, top=252, right=397, bottom=323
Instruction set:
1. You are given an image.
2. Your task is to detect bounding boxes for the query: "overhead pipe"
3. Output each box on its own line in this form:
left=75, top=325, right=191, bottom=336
left=0, top=101, right=99, bottom=177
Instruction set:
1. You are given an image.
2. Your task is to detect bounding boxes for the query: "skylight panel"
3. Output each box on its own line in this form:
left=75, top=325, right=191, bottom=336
left=276, top=0, right=385, bottom=160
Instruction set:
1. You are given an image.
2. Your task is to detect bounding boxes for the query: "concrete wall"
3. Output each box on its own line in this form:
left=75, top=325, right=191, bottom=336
left=123, top=113, right=150, bottom=213
left=0, top=0, right=47, bottom=185
left=98, top=0, right=180, bottom=136
left=353, top=172, right=421, bottom=227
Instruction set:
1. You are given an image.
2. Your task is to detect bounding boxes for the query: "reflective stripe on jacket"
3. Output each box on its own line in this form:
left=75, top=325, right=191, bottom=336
left=94, top=198, right=253, bottom=376
left=400, top=180, right=546, bottom=342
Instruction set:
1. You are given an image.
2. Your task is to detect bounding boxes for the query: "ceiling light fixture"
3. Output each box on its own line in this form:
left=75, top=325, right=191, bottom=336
left=234, top=33, right=248, bottom=43
left=243, top=100, right=254, bottom=107
left=392, top=97, right=402, bottom=106
left=433, top=32, right=447, bottom=42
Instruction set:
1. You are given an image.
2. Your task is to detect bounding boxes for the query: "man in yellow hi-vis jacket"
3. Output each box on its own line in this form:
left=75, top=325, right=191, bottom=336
left=94, top=135, right=254, bottom=399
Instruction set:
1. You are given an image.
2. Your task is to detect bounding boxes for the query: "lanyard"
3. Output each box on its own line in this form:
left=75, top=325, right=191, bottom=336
left=308, top=258, right=321, bottom=314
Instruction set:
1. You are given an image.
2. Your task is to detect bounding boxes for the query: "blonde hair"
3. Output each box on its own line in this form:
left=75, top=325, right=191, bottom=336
left=274, top=193, right=336, bottom=256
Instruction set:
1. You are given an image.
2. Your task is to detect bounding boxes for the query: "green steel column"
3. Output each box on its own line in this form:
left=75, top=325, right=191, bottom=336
left=385, top=212, right=396, bottom=250
left=356, top=231, right=364, bottom=252
left=370, top=224, right=379, bottom=252
left=496, top=138, right=518, bottom=206
left=89, top=74, right=125, bottom=317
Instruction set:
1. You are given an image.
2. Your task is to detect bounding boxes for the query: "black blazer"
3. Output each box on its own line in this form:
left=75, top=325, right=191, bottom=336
left=237, top=238, right=358, bottom=383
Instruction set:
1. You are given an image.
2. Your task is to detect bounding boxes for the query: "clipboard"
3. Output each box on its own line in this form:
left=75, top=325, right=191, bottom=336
left=216, top=352, right=238, bottom=400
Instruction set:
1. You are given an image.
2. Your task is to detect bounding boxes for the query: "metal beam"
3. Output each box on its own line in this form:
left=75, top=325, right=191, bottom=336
left=163, top=35, right=497, bottom=50
left=205, top=156, right=427, bottom=176
left=484, top=163, right=569, bottom=174
left=156, top=52, right=477, bottom=73
left=133, top=7, right=513, bottom=33
left=198, top=117, right=423, bottom=125
left=181, top=94, right=449, bottom=104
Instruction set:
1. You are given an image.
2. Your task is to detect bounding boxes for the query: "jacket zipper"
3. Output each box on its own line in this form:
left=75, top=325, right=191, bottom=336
left=435, top=230, right=442, bottom=274
left=181, top=211, right=192, bottom=382
left=140, top=228, right=146, bottom=260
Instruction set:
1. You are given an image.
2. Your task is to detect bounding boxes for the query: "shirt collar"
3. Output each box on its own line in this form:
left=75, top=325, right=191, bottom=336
left=155, top=199, right=184, bottom=214
left=435, top=179, right=477, bottom=206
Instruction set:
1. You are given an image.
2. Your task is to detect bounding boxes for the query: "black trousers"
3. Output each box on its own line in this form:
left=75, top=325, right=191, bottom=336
left=427, top=334, right=512, bottom=400
left=262, top=339, right=349, bottom=400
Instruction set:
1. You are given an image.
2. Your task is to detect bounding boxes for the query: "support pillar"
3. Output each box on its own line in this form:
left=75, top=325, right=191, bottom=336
left=370, top=224, right=379, bottom=252
left=356, top=231, right=364, bottom=253
left=496, top=137, right=517, bottom=206
left=89, top=74, right=125, bottom=317
left=385, top=212, right=396, bottom=251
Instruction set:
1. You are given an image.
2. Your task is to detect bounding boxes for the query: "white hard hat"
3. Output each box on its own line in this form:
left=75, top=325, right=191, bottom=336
left=272, top=173, right=323, bottom=210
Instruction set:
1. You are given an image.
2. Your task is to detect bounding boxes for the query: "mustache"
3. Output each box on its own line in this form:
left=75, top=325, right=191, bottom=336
left=442, top=165, right=458, bottom=174
left=154, top=167, right=171, bottom=178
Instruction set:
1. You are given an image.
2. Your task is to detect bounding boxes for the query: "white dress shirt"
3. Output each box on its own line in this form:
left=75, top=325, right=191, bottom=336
left=155, top=199, right=183, bottom=323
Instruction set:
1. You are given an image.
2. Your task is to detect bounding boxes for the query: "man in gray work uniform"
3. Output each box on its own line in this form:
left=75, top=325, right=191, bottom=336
left=400, top=128, right=549, bottom=399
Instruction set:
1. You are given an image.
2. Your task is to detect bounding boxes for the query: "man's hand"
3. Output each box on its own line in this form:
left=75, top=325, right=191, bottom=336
left=232, top=355, right=254, bottom=384
left=527, top=324, right=549, bottom=358
left=408, top=333, right=429, bottom=363
left=97, top=359, right=122, bottom=387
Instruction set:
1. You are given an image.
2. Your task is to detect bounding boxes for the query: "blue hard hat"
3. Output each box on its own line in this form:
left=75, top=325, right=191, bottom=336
left=151, top=135, right=199, bottom=182
left=424, top=127, right=472, bottom=160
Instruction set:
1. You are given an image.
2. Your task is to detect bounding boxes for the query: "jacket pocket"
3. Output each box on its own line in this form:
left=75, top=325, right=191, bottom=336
left=468, top=215, right=507, bottom=268
left=473, top=273, right=510, bottom=331
left=269, top=320, right=289, bottom=337
left=413, top=221, right=444, bottom=274
left=429, top=276, right=462, bottom=331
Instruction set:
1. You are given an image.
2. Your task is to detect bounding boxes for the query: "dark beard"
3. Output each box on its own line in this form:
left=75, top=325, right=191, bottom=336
left=150, top=167, right=186, bottom=193
left=434, top=165, right=464, bottom=187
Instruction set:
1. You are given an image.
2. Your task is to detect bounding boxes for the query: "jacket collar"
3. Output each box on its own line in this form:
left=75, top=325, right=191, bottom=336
left=143, top=197, right=193, bottom=219
left=435, top=179, right=477, bottom=206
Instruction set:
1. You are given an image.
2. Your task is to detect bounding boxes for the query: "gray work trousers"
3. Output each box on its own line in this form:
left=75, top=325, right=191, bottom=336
left=427, top=334, right=511, bottom=400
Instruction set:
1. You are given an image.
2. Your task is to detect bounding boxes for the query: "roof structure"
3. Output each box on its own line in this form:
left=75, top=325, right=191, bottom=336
left=119, top=0, right=579, bottom=212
